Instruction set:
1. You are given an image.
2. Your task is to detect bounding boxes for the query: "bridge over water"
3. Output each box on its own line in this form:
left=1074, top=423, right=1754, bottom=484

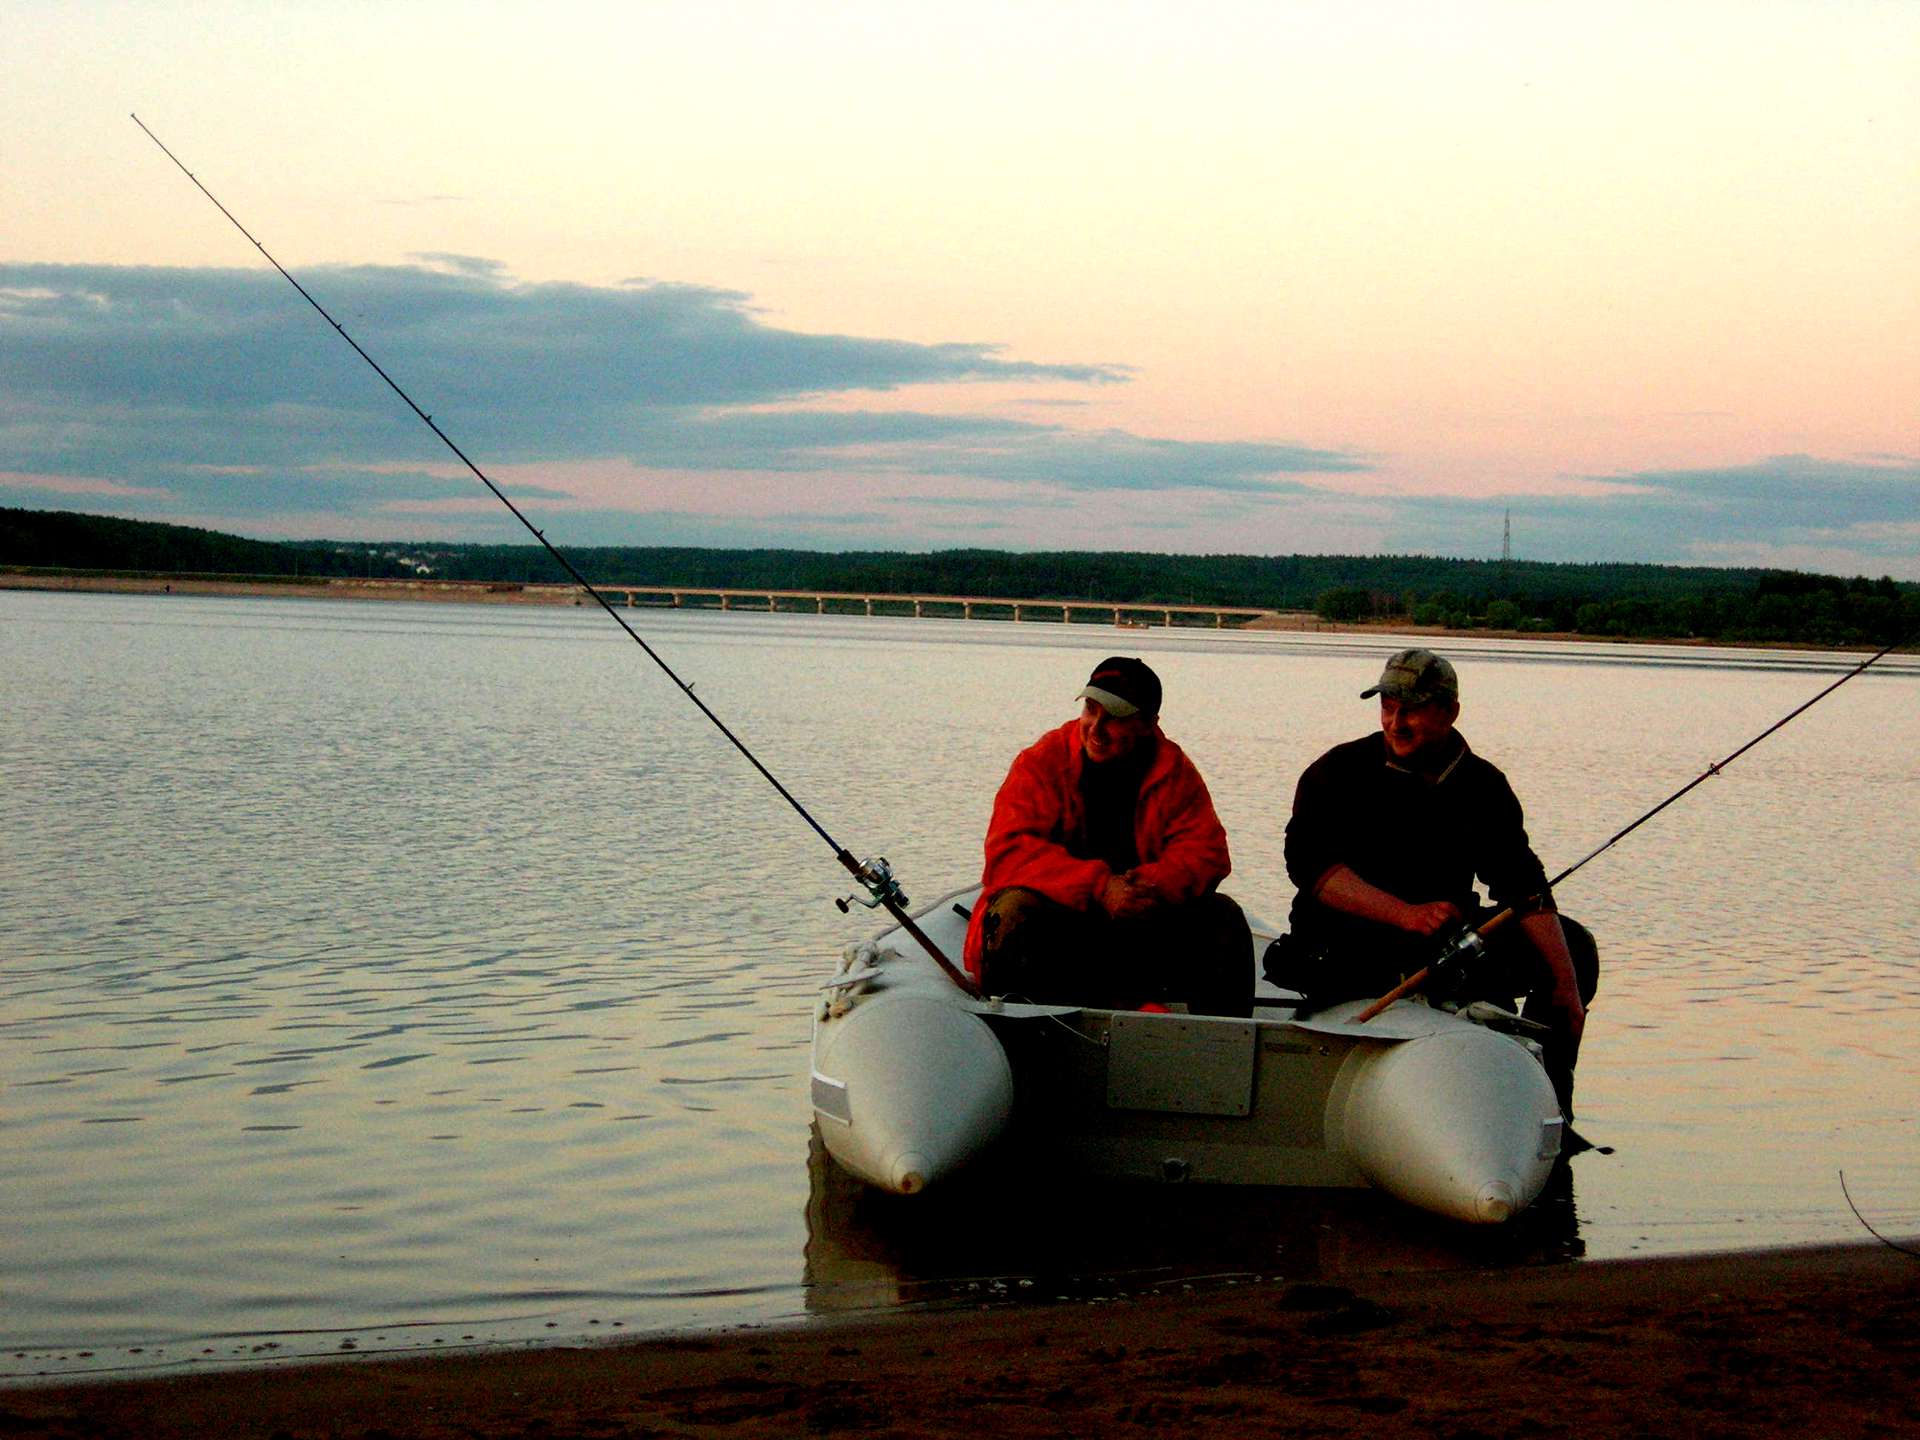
left=604, top=585, right=1276, bottom=629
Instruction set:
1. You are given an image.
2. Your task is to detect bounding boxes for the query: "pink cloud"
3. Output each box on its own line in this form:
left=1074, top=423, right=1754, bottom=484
left=0, top=471, right=168, bottom=499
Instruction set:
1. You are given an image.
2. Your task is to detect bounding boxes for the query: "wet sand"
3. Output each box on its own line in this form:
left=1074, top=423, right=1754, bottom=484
left=9, top=1243, right=1915, bottom=1439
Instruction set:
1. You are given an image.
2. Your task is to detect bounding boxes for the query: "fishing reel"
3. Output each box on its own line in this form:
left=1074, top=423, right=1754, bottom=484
left=1420, top=923, right=1486, bottom=997
left=835, top=855, right=908, bottom=914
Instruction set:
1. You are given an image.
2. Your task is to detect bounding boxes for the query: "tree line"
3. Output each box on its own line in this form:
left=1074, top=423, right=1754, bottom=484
left=5, top=505, right=1913, bottom=648
left=1311, top=570, right=1914, bottom=648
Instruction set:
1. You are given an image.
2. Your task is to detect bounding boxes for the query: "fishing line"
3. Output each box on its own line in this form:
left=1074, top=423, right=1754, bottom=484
left=1358, top=633, right=1909, bottom=1021
left=1541, top=635, right=1907, bottom=892
left=133, top=114, right=975, bottom=995
left=1838, top=1171, right=1920, bottom=1259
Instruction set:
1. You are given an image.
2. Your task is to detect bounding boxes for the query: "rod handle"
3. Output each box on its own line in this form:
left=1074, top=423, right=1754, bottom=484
left=834, top=849, right=979, bottom=998
left=1354, top=897, right=1537, bottom=1023
left=1355, top=967, right=1428, bottom=1023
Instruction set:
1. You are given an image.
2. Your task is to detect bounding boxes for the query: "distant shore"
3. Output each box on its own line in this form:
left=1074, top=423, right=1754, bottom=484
left=9, top=1242, right=1916, bottom=1438
left=1, top=570, right=1900, bottom=653
left=1, top=570, right=594, bottom=608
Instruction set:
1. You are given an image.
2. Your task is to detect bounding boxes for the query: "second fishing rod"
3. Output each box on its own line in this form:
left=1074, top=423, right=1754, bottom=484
left=1356, top=636, right=1908, bottom=1022
left=134, top=114, right=978, bottom=998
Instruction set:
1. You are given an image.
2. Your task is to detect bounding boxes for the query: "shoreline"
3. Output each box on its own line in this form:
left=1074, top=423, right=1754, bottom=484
left=9, top=1242, right=1916, bottom=1437
left=2, top=571, right=1902, bottom=654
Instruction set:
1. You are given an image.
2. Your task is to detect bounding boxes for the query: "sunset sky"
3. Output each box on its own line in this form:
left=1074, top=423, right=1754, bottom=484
left=4, top=2, right=1915, bottom=575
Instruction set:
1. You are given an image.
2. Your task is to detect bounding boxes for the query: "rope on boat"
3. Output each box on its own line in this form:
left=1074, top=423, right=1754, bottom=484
left=134, top=115, right=979, bottom=997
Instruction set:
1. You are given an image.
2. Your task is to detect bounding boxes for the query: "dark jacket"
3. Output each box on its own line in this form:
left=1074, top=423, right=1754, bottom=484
left=1284, top=730, right=1550, bottom=961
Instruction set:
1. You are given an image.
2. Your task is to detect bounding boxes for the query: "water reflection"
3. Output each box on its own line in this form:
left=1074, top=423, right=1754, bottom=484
left=800, top=1127, right=1584, bottom=1317
left=3, top=590, right=1914, bottom=1374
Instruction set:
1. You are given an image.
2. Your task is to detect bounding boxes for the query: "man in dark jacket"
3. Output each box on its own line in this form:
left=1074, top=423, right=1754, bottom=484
left=1271, top=649, right=1597, bottom=1117
left=964, top=656, right=1252, bottom=1017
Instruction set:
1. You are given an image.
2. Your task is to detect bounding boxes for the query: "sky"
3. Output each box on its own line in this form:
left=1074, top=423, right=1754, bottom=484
left=3, top=1, right=1916, bottom=576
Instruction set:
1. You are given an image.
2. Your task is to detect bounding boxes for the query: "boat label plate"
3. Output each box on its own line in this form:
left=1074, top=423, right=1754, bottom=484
left=1106, top=1014, right=1256, bottom=1116
left=810, top=1071, right=853, bottom=1126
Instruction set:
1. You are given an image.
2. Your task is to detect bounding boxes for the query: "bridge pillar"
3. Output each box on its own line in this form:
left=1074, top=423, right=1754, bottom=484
left=865, top=597, right=873, bottom=616
left=914, top=599, right=923, bottom=617
left=816, top=596, right=824, bottom=613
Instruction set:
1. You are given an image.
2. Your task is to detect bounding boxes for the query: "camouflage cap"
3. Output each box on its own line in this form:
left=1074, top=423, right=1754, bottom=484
left=1360, top=648, right=1459, bottom=705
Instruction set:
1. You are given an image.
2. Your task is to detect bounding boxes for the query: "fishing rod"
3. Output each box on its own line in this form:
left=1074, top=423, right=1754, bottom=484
left=1357, top=633, right=1909, bottom=1022
left=132, top=114, right=978, bottom=998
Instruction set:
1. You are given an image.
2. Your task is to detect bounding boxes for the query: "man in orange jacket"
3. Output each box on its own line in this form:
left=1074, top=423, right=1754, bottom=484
left=963, top=657, right=1252, bottom=1016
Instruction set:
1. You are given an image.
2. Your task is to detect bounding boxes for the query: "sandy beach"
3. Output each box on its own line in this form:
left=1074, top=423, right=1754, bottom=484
left=8, top=1243, right=1914, bottom=1439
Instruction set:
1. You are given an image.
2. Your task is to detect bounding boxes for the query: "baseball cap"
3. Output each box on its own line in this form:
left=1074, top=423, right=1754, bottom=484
left=1360, top=648, right=1459, bottom=704
left=1077, top=656, right=1162, bottom=719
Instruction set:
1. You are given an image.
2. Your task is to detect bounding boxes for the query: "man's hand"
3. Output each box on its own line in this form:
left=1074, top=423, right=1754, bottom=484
left=1542, top=980, right=1587, bottom=1044
left=1312, top=865, right=1460, bottom=937
left=1098, top=871, right=1159, bottom=920
left=1396, top=899, right=1462, bottom=937
left=1519, top=911, right=1586, bottom=1044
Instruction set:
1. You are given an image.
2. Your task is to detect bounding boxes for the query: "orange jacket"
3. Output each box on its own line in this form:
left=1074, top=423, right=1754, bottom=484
left=962, top=718, right=1232, bottom=976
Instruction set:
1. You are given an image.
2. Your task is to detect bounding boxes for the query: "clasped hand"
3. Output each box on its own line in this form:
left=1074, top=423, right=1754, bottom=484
left=1098, top=871, right=1159, bottom=920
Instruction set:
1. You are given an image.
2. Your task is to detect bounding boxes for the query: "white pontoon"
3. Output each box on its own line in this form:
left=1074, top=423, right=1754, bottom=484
left=811, top=885, right=1566, bottom=1225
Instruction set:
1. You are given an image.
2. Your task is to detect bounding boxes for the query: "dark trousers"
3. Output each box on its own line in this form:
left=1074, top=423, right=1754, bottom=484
left=1266, top=912, right=1600, bottom=1118
left=1460, top=915, right=1598, bottom=1120
left=978, top=887, right=1254, bottom=1018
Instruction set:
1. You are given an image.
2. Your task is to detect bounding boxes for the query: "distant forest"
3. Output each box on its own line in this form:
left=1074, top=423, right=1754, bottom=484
left=5, top=506, right=1914, bottom=648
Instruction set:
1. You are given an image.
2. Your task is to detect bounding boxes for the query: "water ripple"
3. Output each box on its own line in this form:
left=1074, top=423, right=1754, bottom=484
left=3, top=591, right=1916, bottom=1376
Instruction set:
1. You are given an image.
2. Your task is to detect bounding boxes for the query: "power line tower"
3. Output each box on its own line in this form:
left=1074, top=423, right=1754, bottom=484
left=1499, top=509, right=1513, bottom=598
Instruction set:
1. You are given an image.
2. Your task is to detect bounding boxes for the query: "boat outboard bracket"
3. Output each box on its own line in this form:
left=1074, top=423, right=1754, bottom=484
left=835, top=856, right=908, bottom=913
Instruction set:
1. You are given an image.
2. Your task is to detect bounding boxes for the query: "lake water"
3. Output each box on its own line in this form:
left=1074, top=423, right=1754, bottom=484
left=3, top=588, right=1916, bottom=1381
